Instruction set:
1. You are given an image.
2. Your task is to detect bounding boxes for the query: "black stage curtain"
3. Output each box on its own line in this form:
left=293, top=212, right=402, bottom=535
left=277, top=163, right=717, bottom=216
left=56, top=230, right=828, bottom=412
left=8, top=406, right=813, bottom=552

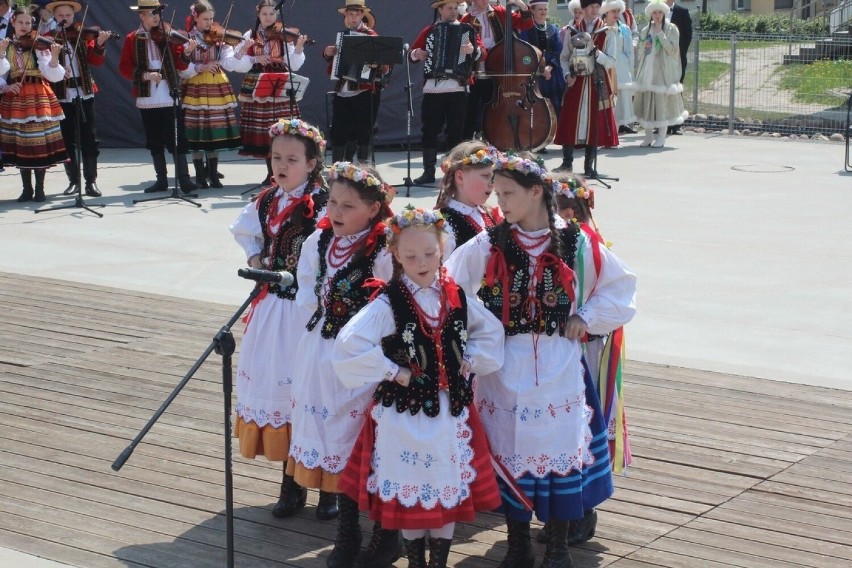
left=88, top=0, right=434, bottom=148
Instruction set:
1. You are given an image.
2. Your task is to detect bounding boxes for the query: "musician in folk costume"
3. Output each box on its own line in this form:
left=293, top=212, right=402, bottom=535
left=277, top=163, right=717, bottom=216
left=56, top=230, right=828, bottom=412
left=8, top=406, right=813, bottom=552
left=460, top=0, right=532, bottom=141
left=225, top=0, right=308, bottom=188
left=409, top=1, right=483, bottom=185
left=43, top=1, right=109, bottom=198
left=517, top=0, right=565, bottom=139
left=322, top=0, right=381, bottom=164
left=553, top=0, right=618, bottom=177
left=119, top=0, right=199, bottom=193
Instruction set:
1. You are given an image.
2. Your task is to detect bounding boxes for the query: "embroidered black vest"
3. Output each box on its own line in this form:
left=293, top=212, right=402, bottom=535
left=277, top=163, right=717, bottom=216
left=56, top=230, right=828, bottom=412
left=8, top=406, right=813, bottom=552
left=478, top=225, right=579, bottom=337
left=133, top=33, right=180, bottom=98
left=374, top=280, right=471, bottom=418
left=257, top=189, right=328, bottom=300
left=307, top=228, right=385, bottom=339
left=52, top=40, right=100, bottom=99
left=440, top=206, right=498, bottom=249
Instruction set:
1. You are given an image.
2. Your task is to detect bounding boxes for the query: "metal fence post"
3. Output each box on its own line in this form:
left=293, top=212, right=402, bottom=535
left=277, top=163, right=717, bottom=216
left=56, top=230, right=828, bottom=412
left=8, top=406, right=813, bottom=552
left=729, top=32, right=737, bottom=133
left=692, top=12, right=700, bottom=115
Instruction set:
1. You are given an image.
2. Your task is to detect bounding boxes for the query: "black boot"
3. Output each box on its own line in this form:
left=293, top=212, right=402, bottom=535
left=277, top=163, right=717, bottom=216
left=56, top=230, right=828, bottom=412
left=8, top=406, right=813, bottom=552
left=413, top=148, right=437, bottom=185
left=261, top=158, right=273, bottom=187
left=498, top=519, right=535, bottom=568
left=331, top=145, right=347, bottom=164
left=553, top=146, right=573, bottom=172
left=327, top=495, right=362, bottom=568
left=536, top=520, right=552, bottom=544
left=316, top=490, right=340, bottom=520
left=404, top=537, right=427, bottom=568
left=540, top=519, right=573, bottom=568
left=426, top=537, right=451, bottom=568
left=583, top=148, right=598, bottom=179
left=356, top=144, right=372, bottom=164
left=175, top=154, right=198, bottom=193
left=83, top=155, right=101, bottom=197
left=17, top=169, right=34, bottom=202
left=353, top=521, right=402, bottom=568
left=63, top=159, right=79, bottom=195
left=208, top=157, right=223, bottom=188
left=344, top=141, right=356, bottom=162
left=33, top=169, right=47, bottom=202
left=271, top=472, right=307, bottom=518
left=565, top=509, right=596, bottom=545
left=193, top=158, right=209, bottom=189
left=144, top=153, right=169, bottom=193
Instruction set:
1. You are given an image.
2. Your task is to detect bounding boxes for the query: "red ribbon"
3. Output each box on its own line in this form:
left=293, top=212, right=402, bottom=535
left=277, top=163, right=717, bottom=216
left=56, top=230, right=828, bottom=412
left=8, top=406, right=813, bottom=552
left=242, top=283, right=269, bottom=328
left=266, top=193, right=314, bottom=239
left=362, top=277, right=387, bottom=301
left=317, top=216, right=332, bottom=230
left=440, top=269, right=462, bottom=310
left=364, top=222, right=386, bottom=257
left=484, top=246, right=511, bottom=325
left=535, top=252, right=576, bottom=303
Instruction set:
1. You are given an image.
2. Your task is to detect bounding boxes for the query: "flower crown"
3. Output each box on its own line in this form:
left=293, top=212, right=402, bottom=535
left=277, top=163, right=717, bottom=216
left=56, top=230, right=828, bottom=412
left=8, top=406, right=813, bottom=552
left=493, top=151, right=562, bottom=194
left=440, top=146, right=497, bottom=174
left=327, top=161, right=394, bottom=201
left=385, top=204, right=445, bottom=237
left=268, top=118, right=326, bottom=152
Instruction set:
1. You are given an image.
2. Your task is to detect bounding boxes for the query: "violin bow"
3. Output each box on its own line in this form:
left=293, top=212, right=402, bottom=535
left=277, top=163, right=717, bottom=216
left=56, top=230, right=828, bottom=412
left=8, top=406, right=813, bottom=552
left=70, top=3, right=89, bottom=63
left=221, top=0, right=235, bottom=30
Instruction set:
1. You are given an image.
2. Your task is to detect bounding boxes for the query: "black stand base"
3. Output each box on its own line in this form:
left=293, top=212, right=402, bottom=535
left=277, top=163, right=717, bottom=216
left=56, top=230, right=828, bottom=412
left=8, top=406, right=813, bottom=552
left=585, top=170, right=618, bottom=189
left=394, top=176, right=434, bottom=198
left=35, top=191, right=105, bottom=217
left=133, top=185, right=201, bottom=207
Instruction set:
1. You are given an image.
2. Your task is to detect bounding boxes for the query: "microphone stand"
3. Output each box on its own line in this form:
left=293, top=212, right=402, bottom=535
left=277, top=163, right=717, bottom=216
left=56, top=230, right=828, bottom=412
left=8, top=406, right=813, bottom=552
left=36, top=10, right=105, bottom=217
left=112, top=283, right=263, bottom=568
left=393, top=44, right=430, bottom=198
left=134, top=10, right=201, bottom=207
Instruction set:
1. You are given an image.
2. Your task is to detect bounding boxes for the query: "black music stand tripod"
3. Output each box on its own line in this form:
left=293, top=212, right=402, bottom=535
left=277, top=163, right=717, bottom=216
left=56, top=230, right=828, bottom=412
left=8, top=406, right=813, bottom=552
left=585, top=60, right=618, bottom=189
left=394, top=43, right=433, bottom=197
left=112, top=280, right=264, bottom=568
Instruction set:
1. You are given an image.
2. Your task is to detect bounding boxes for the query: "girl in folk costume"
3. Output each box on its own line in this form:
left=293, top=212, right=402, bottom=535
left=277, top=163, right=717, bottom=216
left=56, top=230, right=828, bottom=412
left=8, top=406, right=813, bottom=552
left=334, top=206, right=505, bottom=568
left=435, top=141, right=502, bottom=257
left=0, top=5, right=66, bottom=203
left=48, top=1, right=111, bottom=198
left=633, top=0, right=687, bottom=148
left=601, top=0, right=637, bottom=135
left=225, top=0, right=308, bottom=187
left=229, top=118, right=328, bottom=520
left=553, top=0, right=618, bottom=177
left=288, top=162, right=398, bottom=568
left=445, top=152, right=636, bottom=568
left=181, top=0, right=240, bottom=188
left=560, top=0, right=583, bottom=46
left=518, top=0, right=565, bottom=121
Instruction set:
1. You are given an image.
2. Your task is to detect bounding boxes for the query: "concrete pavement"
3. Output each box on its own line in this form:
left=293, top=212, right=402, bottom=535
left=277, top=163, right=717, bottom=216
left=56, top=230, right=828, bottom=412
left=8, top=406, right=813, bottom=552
left=1, top=132, right=849, bottom=391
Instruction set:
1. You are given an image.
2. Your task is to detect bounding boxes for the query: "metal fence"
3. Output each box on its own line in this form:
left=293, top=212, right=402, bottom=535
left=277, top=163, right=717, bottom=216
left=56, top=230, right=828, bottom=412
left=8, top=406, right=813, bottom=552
left=682, top=32, right=851, bottom=136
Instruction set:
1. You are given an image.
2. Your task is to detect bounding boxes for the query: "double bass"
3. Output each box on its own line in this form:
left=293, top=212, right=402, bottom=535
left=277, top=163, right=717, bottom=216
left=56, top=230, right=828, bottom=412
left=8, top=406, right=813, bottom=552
left=481, top=4, right=556, bottom=152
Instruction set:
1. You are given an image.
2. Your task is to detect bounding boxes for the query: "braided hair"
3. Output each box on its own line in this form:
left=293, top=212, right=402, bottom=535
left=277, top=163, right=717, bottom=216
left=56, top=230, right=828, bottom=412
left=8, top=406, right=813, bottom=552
left=328, top=162, right=393, bottom=264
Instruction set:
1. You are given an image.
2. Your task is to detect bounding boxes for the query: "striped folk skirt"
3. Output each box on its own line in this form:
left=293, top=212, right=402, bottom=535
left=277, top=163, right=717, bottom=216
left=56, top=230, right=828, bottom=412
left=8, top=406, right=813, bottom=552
left=0, top=82, right=66, bottom=168
left=238, top=71, right=300, bottom=158
left=182, top=71, right=241, bottom=152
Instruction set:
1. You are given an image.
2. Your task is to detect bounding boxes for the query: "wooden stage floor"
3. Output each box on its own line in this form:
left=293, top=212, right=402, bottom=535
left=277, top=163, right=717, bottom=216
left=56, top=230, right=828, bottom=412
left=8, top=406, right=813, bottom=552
left=1, top=272, right=851, bottom=568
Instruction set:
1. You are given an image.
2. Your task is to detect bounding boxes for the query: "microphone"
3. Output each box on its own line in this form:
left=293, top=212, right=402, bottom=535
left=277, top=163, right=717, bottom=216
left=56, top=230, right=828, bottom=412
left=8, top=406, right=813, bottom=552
left=237, top=268, right=295, bottom=287
left=403, top=43, right=409, bottom=52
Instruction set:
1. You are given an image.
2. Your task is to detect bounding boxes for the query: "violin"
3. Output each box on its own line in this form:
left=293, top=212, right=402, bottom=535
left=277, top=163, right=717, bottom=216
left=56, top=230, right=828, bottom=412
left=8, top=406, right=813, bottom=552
left=263, top=22, right=315, bottom=46
left=147, top=22, right=192, bottom=47
left=59, top=22, right=120, bottom=43
left=12, top=31, right=70, bottom=54
left=203, top=22, right=249, bottom=47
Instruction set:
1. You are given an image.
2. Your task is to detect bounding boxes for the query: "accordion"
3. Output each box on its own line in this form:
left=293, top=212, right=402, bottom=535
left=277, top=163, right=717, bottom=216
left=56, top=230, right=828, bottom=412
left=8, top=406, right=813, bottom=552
left=424, top=22, right=476, bottom=85
left=331, top=30, right=381, bottom=84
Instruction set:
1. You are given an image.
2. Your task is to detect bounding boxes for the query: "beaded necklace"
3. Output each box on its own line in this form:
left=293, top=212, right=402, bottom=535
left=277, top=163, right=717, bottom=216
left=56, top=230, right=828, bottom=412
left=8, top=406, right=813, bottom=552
left=513, top=229, right=550, bottom=252
left=328, top=234, right=365, bottom=269
left=406, top=282, right=450, bottom=388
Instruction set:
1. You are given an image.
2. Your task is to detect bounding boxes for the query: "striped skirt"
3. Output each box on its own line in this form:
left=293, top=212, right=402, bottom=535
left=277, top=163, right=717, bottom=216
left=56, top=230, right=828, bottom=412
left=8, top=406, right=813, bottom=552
left=182, top=71, right=241, bottom=152
left=0, top=82, right=66, bottom=168
left=238, top=71, right=300, bottom=158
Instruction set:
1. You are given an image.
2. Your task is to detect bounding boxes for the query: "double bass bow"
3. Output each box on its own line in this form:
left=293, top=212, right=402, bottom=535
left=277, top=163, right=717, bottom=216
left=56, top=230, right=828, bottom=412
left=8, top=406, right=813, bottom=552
left=480, top=3, right=556, bottom=152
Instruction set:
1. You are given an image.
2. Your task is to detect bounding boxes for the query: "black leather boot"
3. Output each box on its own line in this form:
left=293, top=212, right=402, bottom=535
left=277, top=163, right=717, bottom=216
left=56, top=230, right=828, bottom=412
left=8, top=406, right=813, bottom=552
left=33, top=169, right=47, bottom=202
left=271, top=472, right=307, bottom=518
left=17, top=169, right=34, bottom=202
left=356, top=144, right=371, bottom=164
left=540, top=519, right=573, bottom=568
left=316, top=490, right=340, bottom=520
left=144, top=153, right=169, bottom=193
left=193, top=158, right=209, bottom=189
left=404, top=537, right=427, bottom=568
left=426, top=537, right=452, bottom=568
left=536, top=520, right=552, bottom=544
left=565, top=509, right=596, bottom=545
left=261, top=157, right=273, bottom=187
left=583, top=147, right=598, bottom=178
left=553, top=146, right=573, bottom=172
left=498, top=518, right=535, bottom=568
left=175, top=154, right=198, bottom=193
left=344, top=141, right=356, bottom=162
left=326, top=494, right=362, bottom=568
left=63, top=159, right=79, bottom=195
left=353, top=521, right=401, bottom=568
left=208, top=157, right=223, bottom=188
left=413, top=148, right=437, bottom=185
left=332, top=145, right=347, bottom=164
left=83, top=155, right=101, bottom=197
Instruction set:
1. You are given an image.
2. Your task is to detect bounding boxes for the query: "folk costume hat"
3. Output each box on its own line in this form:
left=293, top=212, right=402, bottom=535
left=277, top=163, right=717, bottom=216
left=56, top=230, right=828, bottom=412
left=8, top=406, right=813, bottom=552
left=431, top=0, right=459, bottom=8
left=45, top=0, right=81, bottom=12
left=601, top=0, right=625, bottom=14
left=568, top=0, right=582, bottom=11
left=339, top=0, right=375, bottom=29
left=130, top=0, right=166, bottom=11
left=645, top=0, right=670, bottom=16
left=580, top=0, right=602, bottom=8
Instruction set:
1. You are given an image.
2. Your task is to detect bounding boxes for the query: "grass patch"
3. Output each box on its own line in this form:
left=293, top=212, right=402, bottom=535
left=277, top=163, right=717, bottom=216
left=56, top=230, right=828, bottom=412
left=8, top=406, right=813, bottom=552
left=684, top=60, right=730, bottom=91
left=777, top=60, right=852, bottom=106
left=698, top=39, right=789, bottom=51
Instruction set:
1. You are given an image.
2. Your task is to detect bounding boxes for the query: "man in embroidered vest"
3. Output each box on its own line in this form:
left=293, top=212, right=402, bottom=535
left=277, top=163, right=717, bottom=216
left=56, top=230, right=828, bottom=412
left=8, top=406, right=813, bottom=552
left=118, top=0, right=198, bottom=193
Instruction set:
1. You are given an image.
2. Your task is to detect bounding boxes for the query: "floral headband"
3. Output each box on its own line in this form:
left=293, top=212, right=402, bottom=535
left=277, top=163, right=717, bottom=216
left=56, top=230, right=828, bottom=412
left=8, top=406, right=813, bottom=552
left=493, top=151, right=562, bottom=194
left=327, top=161, right=394, bottom=200
left=385, top=204, right=445, bottom=237
left=440, top=146, right=498, bottom=174
left=268, top=118, right=326, bottom=152
left=557, top=176, right=595, bottom=208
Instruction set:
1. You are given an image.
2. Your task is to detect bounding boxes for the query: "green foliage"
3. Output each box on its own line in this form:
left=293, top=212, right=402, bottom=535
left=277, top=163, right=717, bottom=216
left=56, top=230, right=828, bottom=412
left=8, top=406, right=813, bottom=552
left=777, top=60, right=852, bottom=106
left=698, top=11, right=828, bottom=35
